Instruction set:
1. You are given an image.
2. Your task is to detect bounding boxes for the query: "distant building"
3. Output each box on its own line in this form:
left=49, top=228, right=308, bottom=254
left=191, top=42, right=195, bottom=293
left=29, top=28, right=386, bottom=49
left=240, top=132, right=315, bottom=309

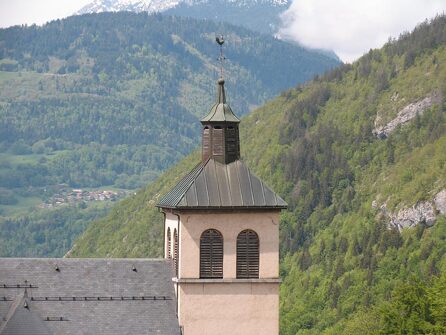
left=0, top=75, right=286, bottom=335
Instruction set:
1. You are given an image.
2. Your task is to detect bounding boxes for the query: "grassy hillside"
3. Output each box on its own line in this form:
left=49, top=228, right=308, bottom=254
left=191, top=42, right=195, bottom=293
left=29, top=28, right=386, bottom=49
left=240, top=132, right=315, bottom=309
left=0, top=12, right=339, bottom=256
left=73, top=16, right=446, bottom=333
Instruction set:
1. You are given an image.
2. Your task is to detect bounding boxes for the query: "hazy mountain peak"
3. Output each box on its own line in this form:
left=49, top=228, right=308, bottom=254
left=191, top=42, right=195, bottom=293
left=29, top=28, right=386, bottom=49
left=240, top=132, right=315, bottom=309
left=76, top=0, right=180, bottom=14
left=76, top=0, right=290, bottom=15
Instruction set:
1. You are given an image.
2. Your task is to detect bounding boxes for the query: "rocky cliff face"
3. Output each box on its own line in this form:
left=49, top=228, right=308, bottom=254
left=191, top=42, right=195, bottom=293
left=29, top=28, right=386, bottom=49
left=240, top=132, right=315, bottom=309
left=373, top=93, right=441, bottom=138
left=374, top=189, right=446, bottom=230
left=435, top=189, right=446, bottom=215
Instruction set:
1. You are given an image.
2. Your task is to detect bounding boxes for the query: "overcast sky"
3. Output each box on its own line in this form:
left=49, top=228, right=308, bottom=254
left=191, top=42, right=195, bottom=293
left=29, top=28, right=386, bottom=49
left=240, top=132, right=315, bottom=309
left=279, top=0, right=446, bottom=62
left=1, top=0, right=446, bottom=63
left=0, top=0, right=90, bottom=28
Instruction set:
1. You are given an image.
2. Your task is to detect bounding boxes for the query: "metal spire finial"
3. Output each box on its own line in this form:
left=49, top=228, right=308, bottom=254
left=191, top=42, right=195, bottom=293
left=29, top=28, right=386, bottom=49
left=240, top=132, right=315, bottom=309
left=216, top=35, right=225, bottom=79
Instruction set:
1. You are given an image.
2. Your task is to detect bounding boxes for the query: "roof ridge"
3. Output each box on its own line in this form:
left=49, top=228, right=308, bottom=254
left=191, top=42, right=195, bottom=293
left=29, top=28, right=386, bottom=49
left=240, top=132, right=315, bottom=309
left=156, top=161, right=206, bottom=208
left=0, top=293, right=54, bottom=335
left=212, top=159, right=223, bottom=206
left=0, top=293, right=24, bottom=333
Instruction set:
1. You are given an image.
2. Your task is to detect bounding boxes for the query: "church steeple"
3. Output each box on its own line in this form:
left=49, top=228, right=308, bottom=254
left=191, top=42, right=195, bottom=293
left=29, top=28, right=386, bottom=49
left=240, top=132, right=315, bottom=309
left=200, top=36, right=241, bottom=164
left=200, top=79, right=240, bottom=164
left=157, top=35, right=286, bottom=335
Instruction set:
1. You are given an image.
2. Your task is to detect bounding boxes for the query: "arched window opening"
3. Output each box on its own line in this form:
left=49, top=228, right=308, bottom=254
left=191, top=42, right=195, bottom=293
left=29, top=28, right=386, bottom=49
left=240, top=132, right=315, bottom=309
left=166, top=227, right=171, bottom=259
left=200, top=229, right=223, bottom=278
left=174, top=228, right=179, bottom=277
left=237, top=230, right=259, bottom=279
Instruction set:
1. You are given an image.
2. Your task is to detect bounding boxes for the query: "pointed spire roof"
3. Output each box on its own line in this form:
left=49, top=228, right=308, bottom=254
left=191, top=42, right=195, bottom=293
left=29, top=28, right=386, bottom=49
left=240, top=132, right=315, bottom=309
left=201, top=79, right=240, bottom=123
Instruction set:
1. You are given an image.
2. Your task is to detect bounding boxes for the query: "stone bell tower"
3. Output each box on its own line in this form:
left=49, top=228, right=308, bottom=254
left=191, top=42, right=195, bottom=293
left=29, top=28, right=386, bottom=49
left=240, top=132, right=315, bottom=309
left=157, top=38, right=287, bottom=335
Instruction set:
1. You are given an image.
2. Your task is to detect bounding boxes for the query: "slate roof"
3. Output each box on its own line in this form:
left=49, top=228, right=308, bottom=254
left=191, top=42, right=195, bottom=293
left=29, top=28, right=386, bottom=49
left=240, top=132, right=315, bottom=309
left=0, top=293, right=53, bottom=335
left=157, top=159, right=287, bottom=210
left=0, top=258, right=180, bottom=335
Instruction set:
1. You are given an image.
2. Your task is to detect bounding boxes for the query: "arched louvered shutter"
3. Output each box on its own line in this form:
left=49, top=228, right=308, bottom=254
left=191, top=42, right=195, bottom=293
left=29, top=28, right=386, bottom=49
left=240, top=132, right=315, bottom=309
left=166, top=228, right=171, bottom=259
left=237, top=230, right=259, bottom=279
left=200, top=229, right=223, bottom=278
left=174, top=229, right=179, bottom=277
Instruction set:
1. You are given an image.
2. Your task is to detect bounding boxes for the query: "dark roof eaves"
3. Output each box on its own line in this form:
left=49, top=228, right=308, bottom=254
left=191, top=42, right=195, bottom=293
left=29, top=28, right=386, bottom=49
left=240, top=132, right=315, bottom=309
left=160, top=205, right=287, bottom=211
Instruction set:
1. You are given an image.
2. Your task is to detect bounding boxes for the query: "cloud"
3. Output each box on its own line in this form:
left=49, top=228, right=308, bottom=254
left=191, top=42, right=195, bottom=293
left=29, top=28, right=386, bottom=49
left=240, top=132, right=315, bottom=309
left=0, top=0, right=91, bottom=28
left=279, top=0, right=446, bottom=62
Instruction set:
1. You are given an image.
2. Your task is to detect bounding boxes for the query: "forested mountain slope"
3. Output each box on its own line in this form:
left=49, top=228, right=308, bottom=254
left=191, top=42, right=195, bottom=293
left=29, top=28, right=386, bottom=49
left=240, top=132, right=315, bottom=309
left=71, top=16, right=446, bottom=333
left=0, top=12, right=336, bottom=190
left=0, top=12, right=338, bottom=256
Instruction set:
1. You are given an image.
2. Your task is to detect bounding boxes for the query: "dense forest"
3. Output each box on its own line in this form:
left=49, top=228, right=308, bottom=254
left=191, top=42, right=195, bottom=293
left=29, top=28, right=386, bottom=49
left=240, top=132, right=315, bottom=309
left=0, top=204, right=109, bottom=257
left=0, top=13, right=337, bottom=189
left=0, top=12, right=338, bottom=256
left=71, top=16, right=446, bottom=334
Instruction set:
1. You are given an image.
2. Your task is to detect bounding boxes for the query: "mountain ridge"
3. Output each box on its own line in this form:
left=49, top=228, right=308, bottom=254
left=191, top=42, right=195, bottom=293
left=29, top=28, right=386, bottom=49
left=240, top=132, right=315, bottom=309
left=76, top=0, right=290, bottom=15
left=76, top=0, right=292, bottom=36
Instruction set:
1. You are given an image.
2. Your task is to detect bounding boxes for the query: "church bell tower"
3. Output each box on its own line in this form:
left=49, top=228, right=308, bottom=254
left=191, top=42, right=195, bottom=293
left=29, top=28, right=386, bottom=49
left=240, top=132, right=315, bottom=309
left=157, top=37, right=287, bottom=335
left=201, top=78, right=240, bottom=164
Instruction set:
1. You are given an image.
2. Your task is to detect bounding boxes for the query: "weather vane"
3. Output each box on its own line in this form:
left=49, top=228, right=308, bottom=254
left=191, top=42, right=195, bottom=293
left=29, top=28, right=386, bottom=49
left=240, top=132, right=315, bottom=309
left=216, top=35, right=225, bottom=79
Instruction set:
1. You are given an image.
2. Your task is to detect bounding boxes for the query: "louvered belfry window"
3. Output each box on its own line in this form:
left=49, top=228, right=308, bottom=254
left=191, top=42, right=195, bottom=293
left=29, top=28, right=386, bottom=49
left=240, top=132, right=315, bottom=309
left=200, top=229, right=223, bottom=278
left=226, top=126, right=237, bottom=154
left=174, top=229, right=179, bottom=277
left=212, top=127, right=224, bottom=156
left=237, top=230, right=259, bottom=278
left=202, top=126, right=211, bottom=160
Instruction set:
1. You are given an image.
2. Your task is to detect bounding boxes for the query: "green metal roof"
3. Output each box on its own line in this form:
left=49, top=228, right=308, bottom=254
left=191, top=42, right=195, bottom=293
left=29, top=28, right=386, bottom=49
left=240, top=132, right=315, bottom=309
left=156, top=159, right=287, bottom=210
left=200, top=79, right=240, bottom=123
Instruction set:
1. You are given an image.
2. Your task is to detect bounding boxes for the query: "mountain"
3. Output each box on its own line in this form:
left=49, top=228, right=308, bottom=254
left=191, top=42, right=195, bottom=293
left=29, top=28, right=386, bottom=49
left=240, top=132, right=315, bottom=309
left=76, top=0, right=291, bottom=35
left=70, top=15, right=446, bottom=334
left=76, top=0, right=183, bottom=15
left=0, top=12, right=339, bottom=257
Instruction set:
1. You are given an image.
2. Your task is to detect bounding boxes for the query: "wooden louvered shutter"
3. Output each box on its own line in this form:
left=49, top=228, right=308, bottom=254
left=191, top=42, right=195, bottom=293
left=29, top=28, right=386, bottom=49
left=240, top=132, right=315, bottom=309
left=166, top=228, right=171, bottom=259
left=202, top=127, right=211, bottom=160
left=225, top=126, right=237, bottom=154
left=212, top=127, right=224, bottom=156
left=174, top=229, right=179, bottom=277
left=237, top=230, right=259, bottom=279
left=200, top=229, right=223, bottom=278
